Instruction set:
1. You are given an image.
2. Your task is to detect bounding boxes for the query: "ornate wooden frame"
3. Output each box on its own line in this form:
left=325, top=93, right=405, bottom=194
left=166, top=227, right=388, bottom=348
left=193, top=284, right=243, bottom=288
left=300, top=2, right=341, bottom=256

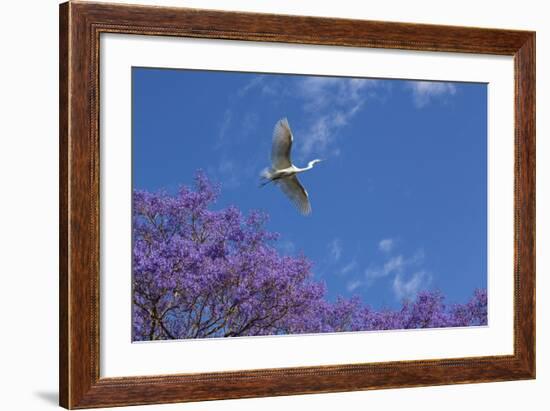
left=59, top=1, right=535, bottom=408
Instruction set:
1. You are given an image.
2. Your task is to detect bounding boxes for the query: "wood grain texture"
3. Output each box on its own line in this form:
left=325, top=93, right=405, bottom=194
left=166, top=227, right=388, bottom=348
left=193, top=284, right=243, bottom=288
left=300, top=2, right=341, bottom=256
left=59, top=2, right=69, bottom=407
left=59, top=1, right=536, bottom=408
left=514, top=33, right=536, bottom=375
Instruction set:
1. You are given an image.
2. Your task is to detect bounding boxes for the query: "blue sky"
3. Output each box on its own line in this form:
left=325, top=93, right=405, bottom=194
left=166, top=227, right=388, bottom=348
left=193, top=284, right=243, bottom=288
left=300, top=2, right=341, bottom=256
left=132, top=67, right=487, bottom=310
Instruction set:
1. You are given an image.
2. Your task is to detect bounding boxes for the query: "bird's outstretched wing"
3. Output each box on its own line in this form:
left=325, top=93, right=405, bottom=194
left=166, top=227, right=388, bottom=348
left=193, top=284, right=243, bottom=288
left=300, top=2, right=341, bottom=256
left=278, top=175, right=311, bottom=215
left=271, top=118, right=293, bottom=170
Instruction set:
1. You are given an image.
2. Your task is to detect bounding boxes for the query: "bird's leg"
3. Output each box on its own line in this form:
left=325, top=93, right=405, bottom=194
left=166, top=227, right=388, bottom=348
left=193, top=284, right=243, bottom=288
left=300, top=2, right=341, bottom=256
left=259, top=176, right=274, bottom=187
left=259, top=179, right=271, bottom=187
left=259, top=173, right=284, bottom=187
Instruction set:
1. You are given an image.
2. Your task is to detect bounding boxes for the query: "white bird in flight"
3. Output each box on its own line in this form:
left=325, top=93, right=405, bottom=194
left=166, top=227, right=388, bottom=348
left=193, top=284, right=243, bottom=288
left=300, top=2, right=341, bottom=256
left=260, top=118, right=323, bottom=215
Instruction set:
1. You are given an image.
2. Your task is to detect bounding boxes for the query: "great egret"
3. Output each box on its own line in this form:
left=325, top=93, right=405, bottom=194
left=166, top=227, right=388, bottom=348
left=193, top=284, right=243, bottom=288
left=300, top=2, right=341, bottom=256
left=260, top=118, right=323, bottom=215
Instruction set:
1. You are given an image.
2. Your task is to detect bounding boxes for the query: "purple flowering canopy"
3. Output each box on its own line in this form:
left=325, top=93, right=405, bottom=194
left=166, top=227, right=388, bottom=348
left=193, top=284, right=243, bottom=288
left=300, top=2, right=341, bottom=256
left=132, top=172, right=487, bottom=341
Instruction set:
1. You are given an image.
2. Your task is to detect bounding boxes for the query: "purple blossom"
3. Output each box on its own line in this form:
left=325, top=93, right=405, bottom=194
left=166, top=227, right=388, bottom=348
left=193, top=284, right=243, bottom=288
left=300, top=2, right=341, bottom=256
left=133, top=171, right=488, bottom=341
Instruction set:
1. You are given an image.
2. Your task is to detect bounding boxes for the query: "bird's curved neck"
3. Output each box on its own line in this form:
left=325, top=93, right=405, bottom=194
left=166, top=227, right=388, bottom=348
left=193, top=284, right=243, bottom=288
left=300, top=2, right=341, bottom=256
left=296, top=164, right=314, bottom=173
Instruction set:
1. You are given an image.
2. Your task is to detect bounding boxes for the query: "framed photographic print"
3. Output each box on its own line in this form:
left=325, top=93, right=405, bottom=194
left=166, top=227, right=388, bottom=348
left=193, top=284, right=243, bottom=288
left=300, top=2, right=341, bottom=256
left=59, top=1, right=535, bottom=408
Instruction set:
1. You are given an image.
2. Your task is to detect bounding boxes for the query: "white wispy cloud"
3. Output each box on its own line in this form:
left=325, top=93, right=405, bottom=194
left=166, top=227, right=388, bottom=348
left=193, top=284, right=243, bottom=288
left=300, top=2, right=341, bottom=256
left=212, top=76, right=276, bottom=192
left=411, top=248, right=425, bottom=263
left=237, top=76, right=265, bottom=97
left=242, top=112, right=259, bottom=136
left=231, top=74, right=384, bottom=160
left=298, top=77, right=377, bottom=111
left=237, top=75, right=280, bottom=98
left=339, top=259, right=358, bottom=276
left=336, top=259, right=361, bottom=291
left=208, top=154, right=261, bottom=190
left=277, top=239, right=296, bottom=255
left=365, top=247, right=425, bottom=284
left=217, top=109, right=232, bottom=145
left=407, top=81, right=457, bottom=108
left=296, top=77, right=379, bottom=157
left=384, top=255, right=405, bottom=273
left=328, top=238, right=343, bottom=263
left=393, top=271, right=432, bottom=300
left=378, top=238, right=394, bottom=253
left=346, top=279, right=363, bottom=293
left=298, top=77, right=339, bottom=111
left=365, top=255, right=405, bottom=280
left=300, top=105, right=363, bottom=157
left=215, top=159, right=240, bottom=189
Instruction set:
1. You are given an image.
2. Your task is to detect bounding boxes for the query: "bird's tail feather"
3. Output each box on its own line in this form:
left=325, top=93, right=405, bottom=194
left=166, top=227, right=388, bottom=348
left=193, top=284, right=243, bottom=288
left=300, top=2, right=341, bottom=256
left=260, top=168, right=273, bottom=179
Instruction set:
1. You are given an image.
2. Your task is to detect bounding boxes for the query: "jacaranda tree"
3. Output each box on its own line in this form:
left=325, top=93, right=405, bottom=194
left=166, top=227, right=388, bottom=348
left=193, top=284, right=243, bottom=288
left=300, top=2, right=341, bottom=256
left=132, top=172, right=487, bottom=341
